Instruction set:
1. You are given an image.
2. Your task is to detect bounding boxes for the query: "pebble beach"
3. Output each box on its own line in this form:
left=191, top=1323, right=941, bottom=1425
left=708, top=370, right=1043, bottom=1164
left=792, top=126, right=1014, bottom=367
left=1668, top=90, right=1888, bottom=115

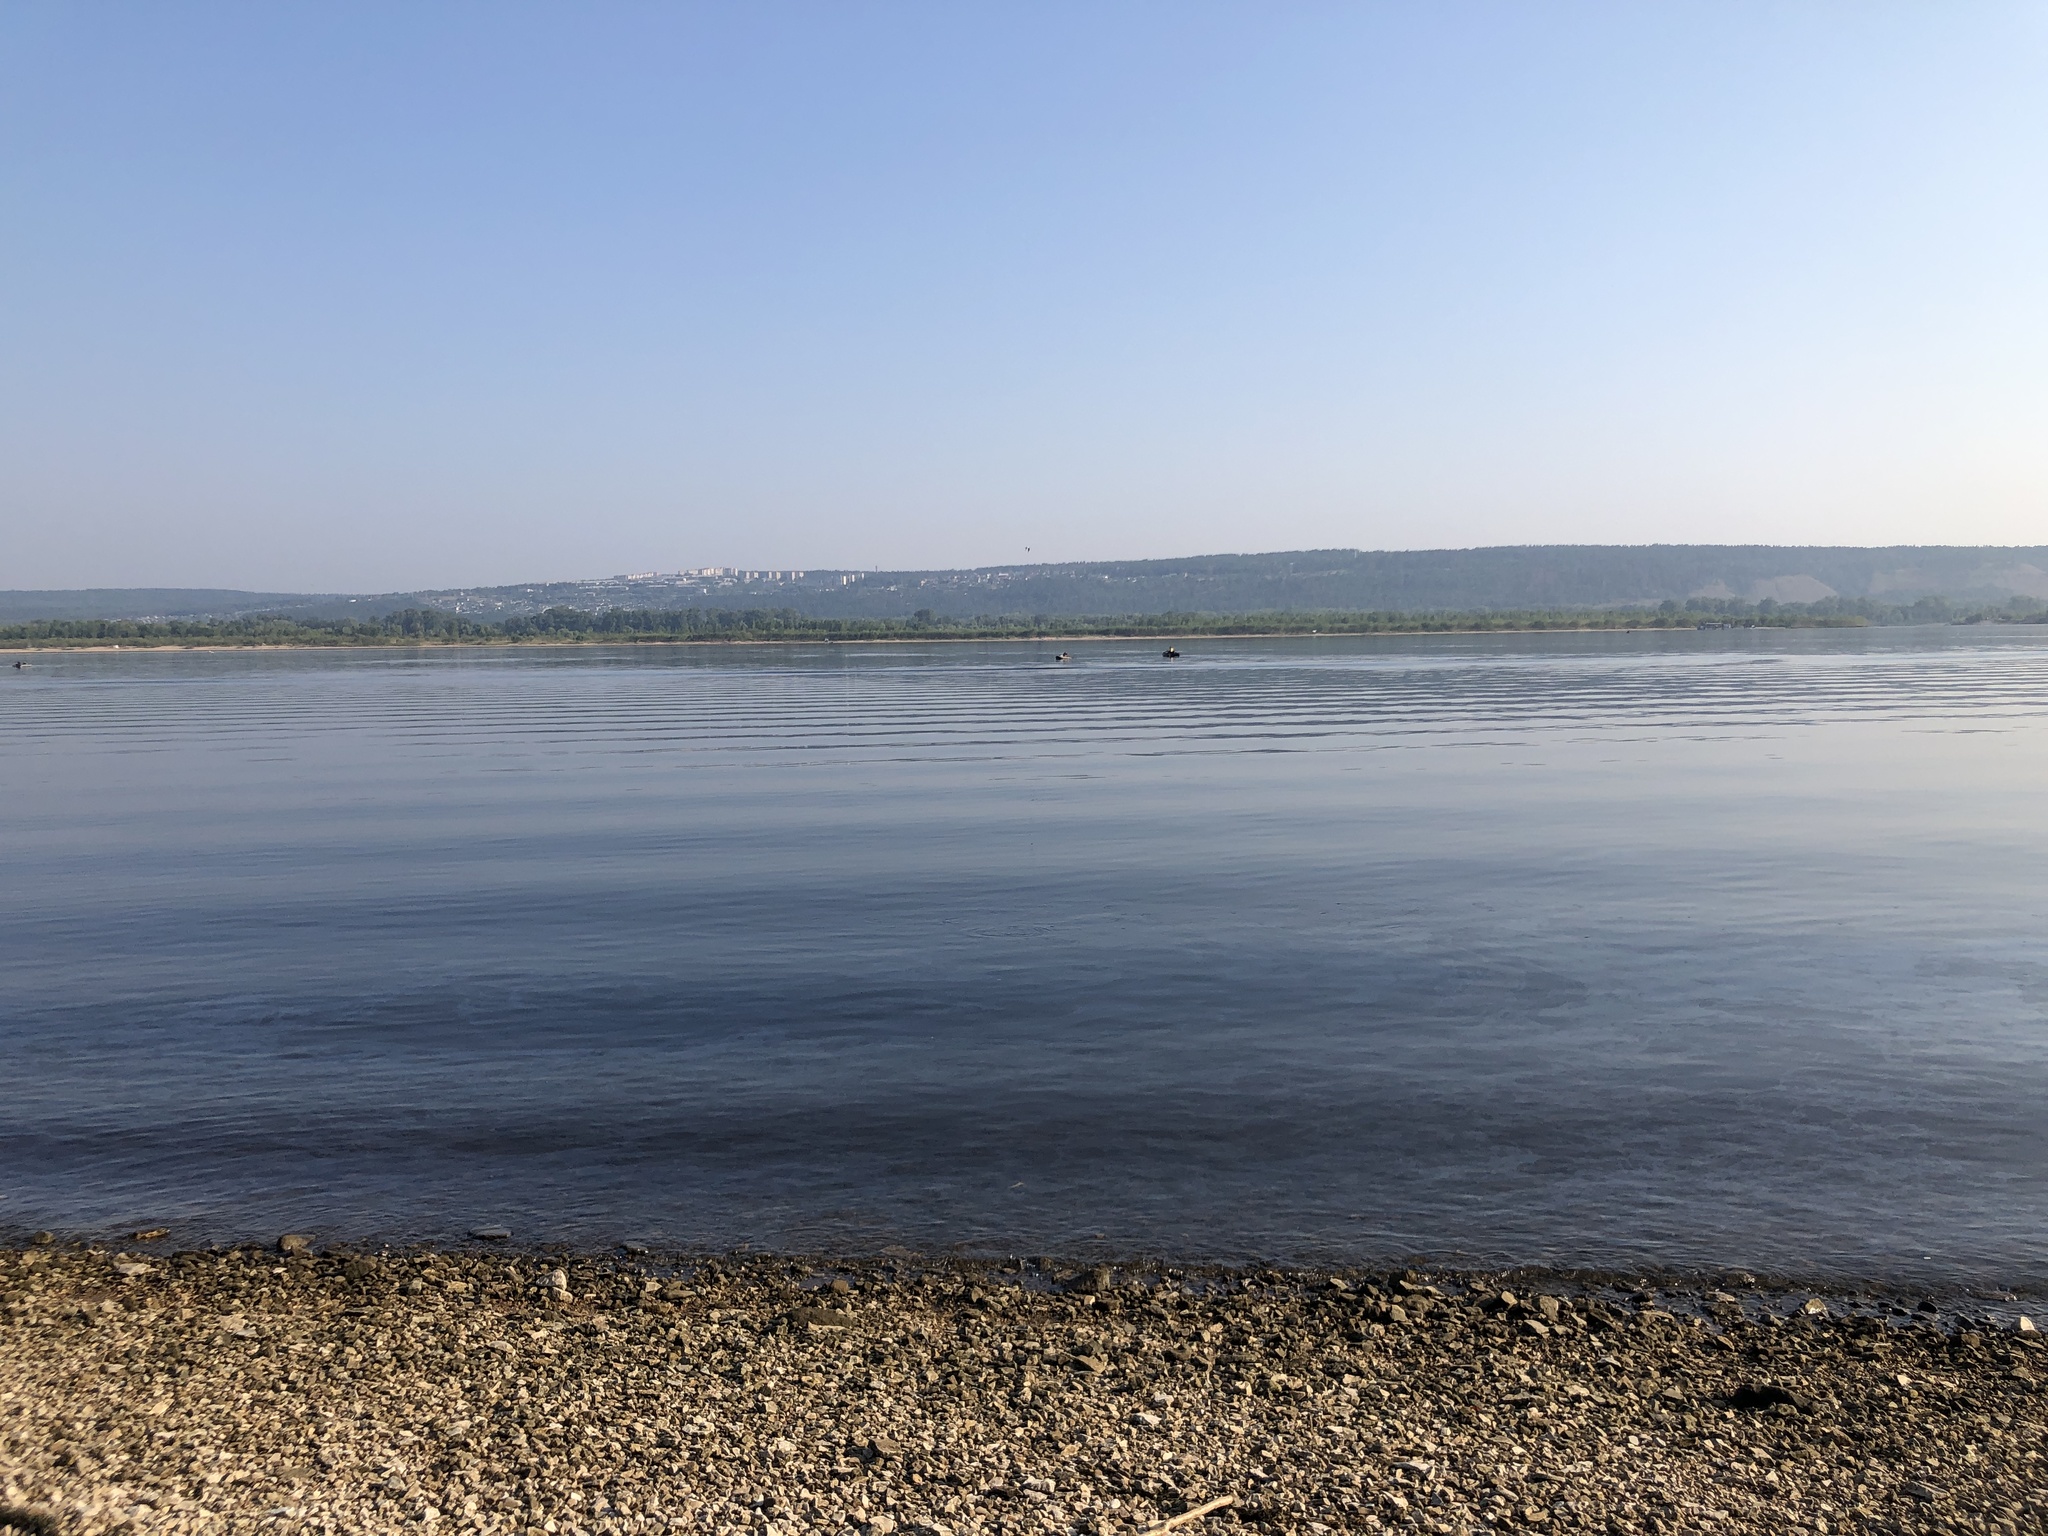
left=3, top=1241, right=2044, bottom=1536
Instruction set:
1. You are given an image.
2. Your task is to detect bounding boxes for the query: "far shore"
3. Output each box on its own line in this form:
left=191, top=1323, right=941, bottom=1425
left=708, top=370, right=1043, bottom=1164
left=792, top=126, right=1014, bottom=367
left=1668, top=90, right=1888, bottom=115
left=0, top=621, right=1951, bottom=658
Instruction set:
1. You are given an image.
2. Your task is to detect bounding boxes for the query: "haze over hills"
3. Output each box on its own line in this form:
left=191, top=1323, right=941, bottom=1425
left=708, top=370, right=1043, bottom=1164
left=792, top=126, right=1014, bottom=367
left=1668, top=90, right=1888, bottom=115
left=7, top=545, right=2048, bottom=626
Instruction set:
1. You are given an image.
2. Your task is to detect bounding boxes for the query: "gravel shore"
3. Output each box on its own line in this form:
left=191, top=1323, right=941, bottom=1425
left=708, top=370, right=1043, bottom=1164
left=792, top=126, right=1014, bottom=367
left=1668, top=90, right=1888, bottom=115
left=3, top=1241, right=2042, bottom=1536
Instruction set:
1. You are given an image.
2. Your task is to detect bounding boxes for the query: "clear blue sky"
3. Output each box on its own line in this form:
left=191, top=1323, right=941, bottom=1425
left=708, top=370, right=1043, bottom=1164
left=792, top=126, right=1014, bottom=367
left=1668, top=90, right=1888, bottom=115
left=3, top=3, right=2045, bottom=591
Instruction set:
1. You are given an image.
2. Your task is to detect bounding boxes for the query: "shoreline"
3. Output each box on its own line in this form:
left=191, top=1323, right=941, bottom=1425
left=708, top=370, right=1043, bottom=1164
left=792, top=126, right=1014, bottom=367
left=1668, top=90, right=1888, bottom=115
left=1, top=620, right=1992, bottom=657
left=0, top=628, right=1744, bottom=657
left=4, top=1243, right=2041, bottom=1536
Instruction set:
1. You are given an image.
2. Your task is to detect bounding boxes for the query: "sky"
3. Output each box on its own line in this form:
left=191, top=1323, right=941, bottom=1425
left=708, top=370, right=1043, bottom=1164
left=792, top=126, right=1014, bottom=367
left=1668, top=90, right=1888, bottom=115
left=2, top=3, right=2046, bottom=592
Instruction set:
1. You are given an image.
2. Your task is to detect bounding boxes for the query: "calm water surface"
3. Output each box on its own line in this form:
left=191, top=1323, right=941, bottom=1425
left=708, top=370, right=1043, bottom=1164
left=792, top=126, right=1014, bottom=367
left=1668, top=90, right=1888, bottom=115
left=5, top=629, right=2047, bottom=1281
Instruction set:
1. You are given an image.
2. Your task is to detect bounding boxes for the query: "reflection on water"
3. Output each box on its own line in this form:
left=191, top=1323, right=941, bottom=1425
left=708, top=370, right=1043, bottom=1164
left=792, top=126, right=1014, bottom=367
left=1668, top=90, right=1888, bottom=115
left=4, top=628, right=2047, bottom=1280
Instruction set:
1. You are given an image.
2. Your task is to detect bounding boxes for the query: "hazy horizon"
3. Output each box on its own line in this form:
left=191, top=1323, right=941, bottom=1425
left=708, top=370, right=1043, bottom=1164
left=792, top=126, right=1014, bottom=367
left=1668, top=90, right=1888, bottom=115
left=14, top=537, right=2048, bottom=604
left=5, top=3, right=2046, bottom=591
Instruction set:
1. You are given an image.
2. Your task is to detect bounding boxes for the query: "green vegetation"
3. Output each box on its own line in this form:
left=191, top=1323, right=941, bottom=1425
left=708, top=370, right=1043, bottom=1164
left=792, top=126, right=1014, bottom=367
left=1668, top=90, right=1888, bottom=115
left=5, top=596, right=2046, bottom=650
left=2, top=608, right=487, bottom=648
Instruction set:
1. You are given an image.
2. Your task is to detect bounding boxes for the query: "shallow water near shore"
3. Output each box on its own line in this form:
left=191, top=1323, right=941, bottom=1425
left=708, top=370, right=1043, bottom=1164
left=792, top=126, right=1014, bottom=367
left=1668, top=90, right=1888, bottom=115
left=4, top=628, right=2048, bottom=1282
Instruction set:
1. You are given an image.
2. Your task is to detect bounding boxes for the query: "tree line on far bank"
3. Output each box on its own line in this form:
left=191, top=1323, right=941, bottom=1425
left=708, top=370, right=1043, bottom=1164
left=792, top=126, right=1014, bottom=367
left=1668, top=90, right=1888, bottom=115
left=5, top=595, right=2047, bottom=650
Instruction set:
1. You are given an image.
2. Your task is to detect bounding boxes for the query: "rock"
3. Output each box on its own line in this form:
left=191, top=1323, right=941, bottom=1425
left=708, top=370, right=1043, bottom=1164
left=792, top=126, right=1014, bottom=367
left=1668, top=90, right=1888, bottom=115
left=1520, top=1319, right=1550, bottom=1338
left=469, top=1227, right=512, bottom=1241
left=1072, top=1352, right=1110, bottom=1373
left=1902, top=1480, right=1941, bottom=1503
left=1536, top=1296, right=1562, bottom=1323
left=1708, top=1291, right=1739, bottom=1305
left=1133, top=1410, right=1162, bottom=1429
left=1731, top=1384, right=1808, bottom=1413
left=1070, top=1265, right=1113, bottom=1295
left=869, top=1435, right=903, bottom=1460
left=2017, top=1316, right=2037, bottom=1334
left=111, top=1261, right=153, bottom=1278
left=29, top=1231, right=54, bottom=1246
left=131, top=1227, right=169, bottom=1241
left=791, top=1307, right=853, bottom=1329
left=1801, top=1298, right=1829, bottom=1317
left=865, top=1516, right=897, bottom=1535
left=277, top=1233, right=313, bottom=1255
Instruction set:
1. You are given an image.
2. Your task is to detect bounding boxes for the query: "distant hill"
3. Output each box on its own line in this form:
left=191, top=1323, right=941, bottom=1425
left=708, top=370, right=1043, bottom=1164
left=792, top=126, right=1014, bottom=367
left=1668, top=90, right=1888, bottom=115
left=8, top=545, right=2048, bottom=624
left=0, top=587, right=395, bottom=623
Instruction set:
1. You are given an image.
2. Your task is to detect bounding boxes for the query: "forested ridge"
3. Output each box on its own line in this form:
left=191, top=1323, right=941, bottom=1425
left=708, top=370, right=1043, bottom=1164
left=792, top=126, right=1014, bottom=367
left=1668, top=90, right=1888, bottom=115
left=10, top=544, right=2048, bottom=627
